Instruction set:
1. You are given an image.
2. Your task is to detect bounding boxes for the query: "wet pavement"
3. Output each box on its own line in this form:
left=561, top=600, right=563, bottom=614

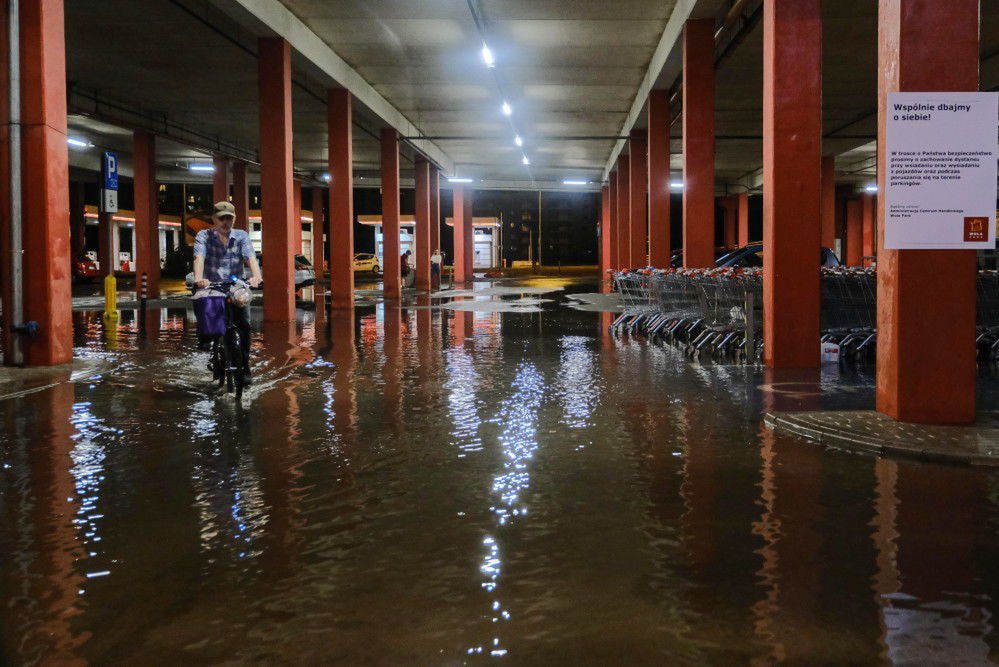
left=4, top=276, right=999, bottom=664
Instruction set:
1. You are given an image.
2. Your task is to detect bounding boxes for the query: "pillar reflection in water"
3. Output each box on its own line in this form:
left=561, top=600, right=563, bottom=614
left=256, top=320, right=308, bottom=578
left=1, top=381, right=86, bottom=662
left=381, top=303, right=404, bottom=434
left=445, top=312, right=482, bottom=457
left=877, top=462, right=990, bottom=662
left=325, top=307, right=358, bottom=447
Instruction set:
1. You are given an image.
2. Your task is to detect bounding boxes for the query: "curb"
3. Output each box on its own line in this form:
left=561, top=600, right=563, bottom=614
left=763, top=411, right=999, bottom=468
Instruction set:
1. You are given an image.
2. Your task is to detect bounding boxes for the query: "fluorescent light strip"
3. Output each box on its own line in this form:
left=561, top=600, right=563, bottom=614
left=481, top=43, right=495, bottom=68
left=189, top=164, right=216, bottom=173
left=670, top=181, right=684, bottom=189
left=522, top=156, right=530, bottom=166
left=448, top=177, right=474, bottom=183
left=865, top=185, right=879, bottom=192
left=67, top=137, right=91, bottom=148
left=563, top=180, right=587, bottom=186
left=514, top=135, right=522, bottom=147
left=502, top=101, right=512, bottom=116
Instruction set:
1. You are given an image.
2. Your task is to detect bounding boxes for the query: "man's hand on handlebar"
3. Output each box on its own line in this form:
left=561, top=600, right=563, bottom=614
left=195, top=278, right=210, bottom=289
left=248, top=276, right=262, bottom=289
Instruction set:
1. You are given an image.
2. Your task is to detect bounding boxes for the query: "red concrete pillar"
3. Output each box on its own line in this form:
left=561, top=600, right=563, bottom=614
left=820, top=156, right=836, bottom=248
left=628, top=129, right=647, bottom=267
left=429, top=165, right=440, bottom=255
left=311, top=187, right=325, bottom=279
left=328, top=88, right=354, bottom=309
left=599, top=184, right=611, bottom=276
left=232, top=160, right=249, bottom=231
left=97, top=210, right=112, bottom=275
left=722, top=197, right=737, bottom=249
left=861, top=193, right=875, bottom=266
left=133, top=131, right=160, bottom=298
left=257, top=37, right=295, bottom=322
left=845, top=199, right=862, bottom=266
left=616, top=155, right=630, bottom=268
left=414, top=158, right=431, bottom=291
left=212, top=155, right=230, bottom=203
left=876, top=0, right=978, bottom=423
left=292, top=179, right=302, bottom=256
left=648, top=89, right=670, bottom=267
left=380, top=128, right=401, bottom=298
left=737, top=192, right=750, bottom=247
left=0, top=0, right=72, bottom=365
left=762, top=0, right=822, bottom=369
left=682, top=18, right=715, bottom=268
left=69, top=181, right=84, bottom=259
left=835, top=185, right=851, bottom=256
left=608, top=169, right=618, bottom=271
left=452, top=186, right=474, bottom=284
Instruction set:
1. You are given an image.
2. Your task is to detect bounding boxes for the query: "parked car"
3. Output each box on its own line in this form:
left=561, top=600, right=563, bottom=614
left=666, top=243, right=840, bottom=269
left=73, top=253, right=100, bottom=283
left=353, top=252, right=380, bottom=273
left=716, top=243, right=841, bottom=268
left=185, top=252, right=315, bottom=290
left=669, top=247, right=733, bottom=268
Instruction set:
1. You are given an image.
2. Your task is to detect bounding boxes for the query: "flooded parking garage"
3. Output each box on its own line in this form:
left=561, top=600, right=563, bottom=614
left=4, top=280, right=999, bottom=664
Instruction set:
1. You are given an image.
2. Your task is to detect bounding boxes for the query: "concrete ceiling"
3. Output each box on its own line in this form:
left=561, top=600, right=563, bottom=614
left=278, top=0, right=677, bottom=186
left=63, top=0, right=999, bottom=194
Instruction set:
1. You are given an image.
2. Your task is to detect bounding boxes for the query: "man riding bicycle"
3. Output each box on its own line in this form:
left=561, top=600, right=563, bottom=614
left=193, top=201, right=263, bottom=384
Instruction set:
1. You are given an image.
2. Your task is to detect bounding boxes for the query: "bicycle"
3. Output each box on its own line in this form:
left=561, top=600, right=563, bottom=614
left=195, top=278, right=253, bottom=402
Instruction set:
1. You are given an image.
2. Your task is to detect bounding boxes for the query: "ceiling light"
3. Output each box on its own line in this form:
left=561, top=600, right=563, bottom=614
left=514, top=135, right=523, bottom=147
left=481, top=43, right=495, bottom=68
left=67, top=137, right=92, bottom=149
left=189, top=163, right=216, bottom=173
left=522, top=156, right=530, bottom=166
left=322, top=173, right=332, bottom=182
left=448, top=177, right=474, bottom=183
left=502, top=101, right=512, bottom=116
left=670, top=181, right=684, bottom=190
left=865, top=184, right=879, bottom=192
left=563, top=179, right=587, bottom=186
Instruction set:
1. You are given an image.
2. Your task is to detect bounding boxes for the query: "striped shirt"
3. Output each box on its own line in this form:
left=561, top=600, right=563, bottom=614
left=193, top=228, right=254, bottom=281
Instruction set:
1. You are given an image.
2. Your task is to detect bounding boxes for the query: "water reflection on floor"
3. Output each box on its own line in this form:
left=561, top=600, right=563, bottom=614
left=2, top=279, right=999, bottom=664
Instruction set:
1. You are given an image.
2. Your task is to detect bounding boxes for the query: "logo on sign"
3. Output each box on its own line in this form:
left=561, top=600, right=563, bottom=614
left=102, top=151, right=118, bottom=190
left=964, top=217, right=987, bottom=242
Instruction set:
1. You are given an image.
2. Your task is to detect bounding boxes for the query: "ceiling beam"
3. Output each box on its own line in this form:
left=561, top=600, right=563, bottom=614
left=209, top=0, right=455, bottom=176
left=601, top=0, right=727, bottom=182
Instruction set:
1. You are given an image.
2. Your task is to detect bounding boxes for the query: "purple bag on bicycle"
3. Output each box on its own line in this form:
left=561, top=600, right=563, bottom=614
left=194, top=295, right=227, bottom=337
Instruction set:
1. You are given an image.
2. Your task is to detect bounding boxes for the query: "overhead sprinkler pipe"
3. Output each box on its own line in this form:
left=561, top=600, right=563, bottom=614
left=8, top=0, right=23, bottom=365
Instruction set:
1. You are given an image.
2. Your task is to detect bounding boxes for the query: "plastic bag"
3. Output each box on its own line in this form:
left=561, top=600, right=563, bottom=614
left=193, top=295, right=227, bottom=337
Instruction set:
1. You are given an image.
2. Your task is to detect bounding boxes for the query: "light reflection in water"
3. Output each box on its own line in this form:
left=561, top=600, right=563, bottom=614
left=471, top=362, right=545, bottom=658
left=445, top=346, right=483, bottom=456
left=555, top=335, right=598, bottom=431
left=68, top=401, right=116, bottom=577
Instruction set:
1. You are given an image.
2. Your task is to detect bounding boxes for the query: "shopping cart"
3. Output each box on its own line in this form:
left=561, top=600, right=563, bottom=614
left=819, top=267, right=877, bottom=361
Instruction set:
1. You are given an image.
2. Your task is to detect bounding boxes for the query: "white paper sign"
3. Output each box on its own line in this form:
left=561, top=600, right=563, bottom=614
left=100, top=187, right=118, bottom=214
left=884, top=92, right=998, bottom=249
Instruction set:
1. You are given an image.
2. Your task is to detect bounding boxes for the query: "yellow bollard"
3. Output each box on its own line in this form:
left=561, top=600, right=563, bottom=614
left=102, top=273, right=119, bottom=327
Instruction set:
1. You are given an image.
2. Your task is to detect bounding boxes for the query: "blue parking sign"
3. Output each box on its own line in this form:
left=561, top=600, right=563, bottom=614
left=102, top=151, right=118, bottom=190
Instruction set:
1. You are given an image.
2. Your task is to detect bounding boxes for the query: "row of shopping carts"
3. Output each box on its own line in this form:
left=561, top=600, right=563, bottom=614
left=615, top=266, right=999, bottom=365
left=614, top=267, right=766, bottom=362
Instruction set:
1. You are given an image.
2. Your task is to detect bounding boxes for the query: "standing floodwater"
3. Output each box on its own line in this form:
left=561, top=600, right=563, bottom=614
left=3, top=279, right=999, bottom=664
